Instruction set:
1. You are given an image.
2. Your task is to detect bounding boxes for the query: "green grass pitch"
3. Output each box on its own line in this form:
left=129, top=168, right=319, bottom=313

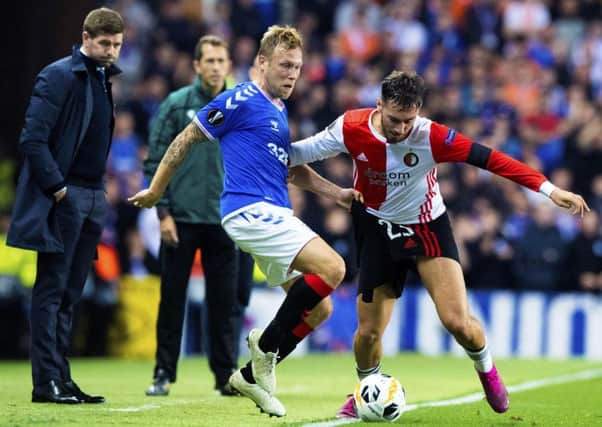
left=1, top=353, right=600, bottom=426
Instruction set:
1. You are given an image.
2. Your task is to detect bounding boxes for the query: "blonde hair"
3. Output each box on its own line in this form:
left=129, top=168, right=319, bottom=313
left=258, top=25, right=303, bottom=59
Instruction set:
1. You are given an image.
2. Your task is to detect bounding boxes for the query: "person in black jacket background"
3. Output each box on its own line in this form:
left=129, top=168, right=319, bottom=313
left=7, top=7, right=124, bottom=404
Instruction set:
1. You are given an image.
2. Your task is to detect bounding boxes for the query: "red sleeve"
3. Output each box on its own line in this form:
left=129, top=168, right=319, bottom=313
left=429, top=121, right=473, bottom=163
left=486, top=150, right=547, bottom=192
left=430, top=121, right=546, bottom=192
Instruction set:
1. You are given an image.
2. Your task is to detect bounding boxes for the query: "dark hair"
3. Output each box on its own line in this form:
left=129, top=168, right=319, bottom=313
left=194, top=35, right=230, bottom=61
left=381, top=71, right=425, bottom=110
left=83, top=7, right=124, bottom=38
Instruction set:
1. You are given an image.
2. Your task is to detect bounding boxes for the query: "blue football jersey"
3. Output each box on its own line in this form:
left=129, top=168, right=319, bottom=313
left=194, top=81, right=291, bottom=219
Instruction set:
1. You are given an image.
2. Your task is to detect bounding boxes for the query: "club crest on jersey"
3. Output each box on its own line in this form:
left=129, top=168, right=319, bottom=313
left=444, top=128, right=457, bottom=145
left=207, top=109, right=224, bottom=126
left=403, top=152, right=419, bottom=167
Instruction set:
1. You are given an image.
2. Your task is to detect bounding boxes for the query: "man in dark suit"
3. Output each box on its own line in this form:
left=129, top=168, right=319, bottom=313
left=7, top=7, right=124, bottom=404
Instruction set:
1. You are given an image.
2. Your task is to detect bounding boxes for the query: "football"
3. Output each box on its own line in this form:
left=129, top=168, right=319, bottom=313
left=353, top=373, right=406, bottom=422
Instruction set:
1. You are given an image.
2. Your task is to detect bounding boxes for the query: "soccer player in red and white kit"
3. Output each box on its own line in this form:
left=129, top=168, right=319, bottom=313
left=289, top=71, right=590, bottom=417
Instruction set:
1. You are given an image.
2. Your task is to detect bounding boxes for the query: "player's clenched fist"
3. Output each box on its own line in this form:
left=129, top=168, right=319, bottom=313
left=128, top=188, right=162, bottom=208
left=337, top=188, right=364, bottom=211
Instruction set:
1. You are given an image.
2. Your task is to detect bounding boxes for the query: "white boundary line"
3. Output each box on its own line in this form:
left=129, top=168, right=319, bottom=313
left=302, top=368, right=602, bottom=427
left=107, top=399, right=195, bottom=413
left=109, top=404, right=161, bottom=413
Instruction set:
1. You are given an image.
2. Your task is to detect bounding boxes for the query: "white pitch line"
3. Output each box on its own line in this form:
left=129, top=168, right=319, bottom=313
left=302, top=368, right=602, bottom=427
left=109, top=404, right=161, bottom=412
left=107, top=399, right=195, bottom=412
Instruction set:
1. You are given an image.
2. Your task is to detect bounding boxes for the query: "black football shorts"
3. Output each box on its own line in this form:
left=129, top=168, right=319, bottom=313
left=350, top=200, right=459, bottom=302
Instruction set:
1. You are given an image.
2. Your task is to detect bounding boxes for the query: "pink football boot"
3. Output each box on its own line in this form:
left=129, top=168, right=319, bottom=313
left=477, top=364, right=510, bottom=413
left=336, top=395, right=358, bottom=419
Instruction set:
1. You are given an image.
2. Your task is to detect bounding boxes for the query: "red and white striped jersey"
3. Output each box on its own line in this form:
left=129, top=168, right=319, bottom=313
left=290, top=108, right=549, bottom=224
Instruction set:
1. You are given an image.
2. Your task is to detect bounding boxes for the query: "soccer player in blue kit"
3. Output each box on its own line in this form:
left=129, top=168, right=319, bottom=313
left=129, top=25, right=362, bottom=417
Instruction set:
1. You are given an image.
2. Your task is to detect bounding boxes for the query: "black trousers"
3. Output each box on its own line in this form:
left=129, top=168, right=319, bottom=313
left=154, top=222, right=238, bottom=386
left=30, top=186, right=107, bottom=386
left=233, top=250, right=253, bottom=362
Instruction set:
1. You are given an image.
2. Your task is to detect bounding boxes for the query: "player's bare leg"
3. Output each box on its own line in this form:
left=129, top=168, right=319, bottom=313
left=417, top=257, right=484, bottom=348
left=354, top=284, right=397, bottom=371
left=337, top=284, right=397, bottom=419
left=290, top=236, right=346, bottom=287
left=417, top=256, right=509, bottom=413
left=267, top=236, right=344, bottom=355
left=276, top=235, right=342, bottom=336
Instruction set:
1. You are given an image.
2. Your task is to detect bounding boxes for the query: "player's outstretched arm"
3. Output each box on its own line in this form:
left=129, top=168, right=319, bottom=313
left=129, top=122, right=207, bottom=208
left=429, top=122, right=591, bottom=218
left=288, top=164, right=363, bottom=210
left=549, top=188, right=590, bottom=217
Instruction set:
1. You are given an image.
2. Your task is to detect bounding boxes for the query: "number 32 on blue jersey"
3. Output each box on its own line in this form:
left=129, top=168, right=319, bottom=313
left=267, top=142, right=288, bottom=165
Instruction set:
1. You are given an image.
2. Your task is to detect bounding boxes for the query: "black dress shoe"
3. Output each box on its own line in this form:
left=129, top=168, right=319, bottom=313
left=63, top=380, right=105, bottom=404
left=32, top=380, right=80, bottom=404
left=146, top=375, right=170, bottom=396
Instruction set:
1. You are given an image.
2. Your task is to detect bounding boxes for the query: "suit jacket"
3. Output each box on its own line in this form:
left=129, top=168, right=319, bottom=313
left=7, top=46, right=121, bottom=253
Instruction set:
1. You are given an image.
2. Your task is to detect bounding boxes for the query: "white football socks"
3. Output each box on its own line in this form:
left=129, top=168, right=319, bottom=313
left=356, top=362, right=381, bottom=380
left=465, top=344, right=493, bottom=373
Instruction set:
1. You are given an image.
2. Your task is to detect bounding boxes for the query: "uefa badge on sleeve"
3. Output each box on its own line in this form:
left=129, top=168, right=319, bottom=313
left=207, top=109, right=224, bottom=126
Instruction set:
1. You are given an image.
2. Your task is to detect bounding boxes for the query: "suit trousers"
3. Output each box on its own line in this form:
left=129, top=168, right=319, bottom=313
left=154, top=222, right=237, bottom=386
left=30, top=186, right=107, bottom=386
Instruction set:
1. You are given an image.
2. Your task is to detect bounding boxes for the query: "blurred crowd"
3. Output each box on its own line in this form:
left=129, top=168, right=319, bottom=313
left=2, top=0, right=602, bottom=354
left=101, top=0, right=601, bottom=293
